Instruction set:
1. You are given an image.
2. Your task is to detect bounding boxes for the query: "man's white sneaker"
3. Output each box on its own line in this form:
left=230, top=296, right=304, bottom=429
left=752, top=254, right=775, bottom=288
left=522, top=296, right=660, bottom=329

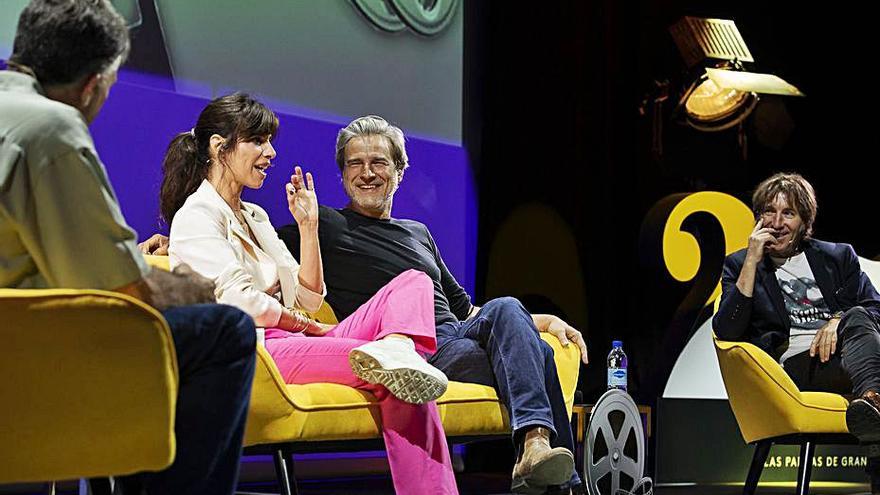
left=349, top=338, right=448, bottom=404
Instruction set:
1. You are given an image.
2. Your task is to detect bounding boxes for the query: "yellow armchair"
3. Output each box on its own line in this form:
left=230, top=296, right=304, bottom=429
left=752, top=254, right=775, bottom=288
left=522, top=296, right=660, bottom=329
left=0, top=287, right=177, bottom=484
left=715, top=339, right=849, bottom=444
left=714, top=336, right=852, bottom=495
left=710, top=259, right=880, bottom=494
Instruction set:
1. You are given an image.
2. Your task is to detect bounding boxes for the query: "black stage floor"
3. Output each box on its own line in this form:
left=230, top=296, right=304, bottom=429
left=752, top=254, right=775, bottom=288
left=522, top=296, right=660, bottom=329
left=5, top=476, right=871, bottom=495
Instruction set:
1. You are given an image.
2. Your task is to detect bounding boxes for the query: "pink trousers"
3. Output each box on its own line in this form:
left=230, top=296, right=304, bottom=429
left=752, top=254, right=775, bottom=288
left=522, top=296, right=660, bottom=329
left=264, top=269, right=458, bottom=495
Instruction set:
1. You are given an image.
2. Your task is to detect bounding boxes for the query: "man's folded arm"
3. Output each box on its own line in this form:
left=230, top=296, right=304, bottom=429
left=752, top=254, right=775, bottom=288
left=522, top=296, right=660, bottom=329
left=713, top=256, right=753, bottom=341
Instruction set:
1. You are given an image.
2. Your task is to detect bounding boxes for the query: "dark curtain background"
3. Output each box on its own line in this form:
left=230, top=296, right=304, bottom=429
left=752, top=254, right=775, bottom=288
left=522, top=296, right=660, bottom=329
left=464, top=1, right=880, bottom=404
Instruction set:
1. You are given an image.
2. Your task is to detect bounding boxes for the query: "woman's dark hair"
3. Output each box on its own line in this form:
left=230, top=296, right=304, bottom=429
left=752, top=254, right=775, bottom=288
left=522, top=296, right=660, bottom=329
left=10, top=0, right=129, bottom=86
left=159, top=93, right=278, bottom=224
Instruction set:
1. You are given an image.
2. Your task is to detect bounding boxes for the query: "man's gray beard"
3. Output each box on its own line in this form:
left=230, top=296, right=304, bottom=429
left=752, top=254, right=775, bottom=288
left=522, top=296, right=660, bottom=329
left=346, top=184, right=396, bottom=213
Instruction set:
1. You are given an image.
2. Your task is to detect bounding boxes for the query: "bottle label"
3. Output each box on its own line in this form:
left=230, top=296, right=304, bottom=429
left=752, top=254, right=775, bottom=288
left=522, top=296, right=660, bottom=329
left=608, top=368, right=627, bottom=388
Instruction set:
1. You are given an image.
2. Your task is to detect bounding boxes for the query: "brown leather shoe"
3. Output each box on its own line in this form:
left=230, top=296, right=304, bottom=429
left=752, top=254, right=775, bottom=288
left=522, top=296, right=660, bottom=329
left=511, top=427, right=574, bottom=494
left=847, top=390, right=880, bottom=443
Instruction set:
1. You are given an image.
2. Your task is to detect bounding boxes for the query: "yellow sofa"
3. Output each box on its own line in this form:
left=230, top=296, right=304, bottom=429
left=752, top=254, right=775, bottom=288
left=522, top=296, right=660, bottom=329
left=0, top=288, right=177, bottom=485
left=0, top=254, right=580, bottom=495
left=143, top=255, right=581, bottom=494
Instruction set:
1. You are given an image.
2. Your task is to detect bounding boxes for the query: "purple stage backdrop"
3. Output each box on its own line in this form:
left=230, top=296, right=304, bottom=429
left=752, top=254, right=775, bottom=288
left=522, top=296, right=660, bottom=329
left=90, top=71, right=477, bottom=293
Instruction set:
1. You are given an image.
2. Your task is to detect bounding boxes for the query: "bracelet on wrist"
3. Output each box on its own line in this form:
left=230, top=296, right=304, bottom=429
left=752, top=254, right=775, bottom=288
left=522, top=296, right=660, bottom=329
left=288, top=308, right=315, bottom=332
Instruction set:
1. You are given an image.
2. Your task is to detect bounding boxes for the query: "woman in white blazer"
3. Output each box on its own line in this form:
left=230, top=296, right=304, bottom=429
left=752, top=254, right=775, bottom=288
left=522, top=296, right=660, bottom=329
left=160, top=94, right=458, bottom=494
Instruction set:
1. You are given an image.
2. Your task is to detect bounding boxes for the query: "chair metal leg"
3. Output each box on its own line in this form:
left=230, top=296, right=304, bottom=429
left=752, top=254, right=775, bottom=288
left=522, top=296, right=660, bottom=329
left=744, top=440, right=772, bottom=495
left=796, top=440, right=815, bottom=495
left=88, top=478, right=113, bottom=495
left=287, top=448, right=300, bottom=495
left=272, top=446, right=298, bottom=495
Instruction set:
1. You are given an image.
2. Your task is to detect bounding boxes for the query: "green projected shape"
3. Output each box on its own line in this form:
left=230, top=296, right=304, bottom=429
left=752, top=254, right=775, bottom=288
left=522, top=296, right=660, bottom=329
left=111, top=0, right=143, bottom=28
left=0, top=0, right=29, bottom=56
left=389, top=0, right=459, bottom=36
left=351, top=0, right=459, bottom=36
left=351, top=0, right=406, bottom=33
left=155, top=0, right=462, bottom=142
left=0, top=0, right=140, bottom=53
left=0, top=0, right=463, bottom=142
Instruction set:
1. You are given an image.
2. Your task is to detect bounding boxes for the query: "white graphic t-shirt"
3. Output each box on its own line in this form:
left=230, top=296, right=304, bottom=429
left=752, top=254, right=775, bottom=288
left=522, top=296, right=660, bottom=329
left=773, top=252, right=833, bottom=364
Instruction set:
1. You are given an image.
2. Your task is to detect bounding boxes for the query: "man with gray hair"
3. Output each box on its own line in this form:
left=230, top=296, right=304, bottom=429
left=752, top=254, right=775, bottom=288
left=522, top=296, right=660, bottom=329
left=278, top=115, right=589, bottom=494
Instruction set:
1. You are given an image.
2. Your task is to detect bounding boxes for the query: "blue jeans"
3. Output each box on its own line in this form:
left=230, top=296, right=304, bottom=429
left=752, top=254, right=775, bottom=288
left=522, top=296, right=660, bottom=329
left=126, top=304, right=256, bottom=495
left=429, top=297, right=581, bottom=487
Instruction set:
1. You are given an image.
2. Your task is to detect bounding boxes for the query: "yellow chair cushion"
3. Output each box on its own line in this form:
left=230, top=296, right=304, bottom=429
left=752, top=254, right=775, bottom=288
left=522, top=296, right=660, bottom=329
left=0, top=288, right=177, bottom=483
left=144, top=254, right=171, bottom=271
left=244, top=333, right=581, bottom=446
left=714, top=338, right=848, bottom=444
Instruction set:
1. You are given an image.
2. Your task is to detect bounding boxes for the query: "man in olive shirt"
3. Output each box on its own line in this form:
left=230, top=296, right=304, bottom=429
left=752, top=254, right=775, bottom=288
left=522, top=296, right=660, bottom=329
left=1, top=2, right=255, bottom=493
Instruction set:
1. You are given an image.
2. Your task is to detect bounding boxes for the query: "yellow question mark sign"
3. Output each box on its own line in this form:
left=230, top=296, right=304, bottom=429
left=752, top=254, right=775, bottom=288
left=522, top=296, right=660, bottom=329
left=662, top=191, right=753, bottom=306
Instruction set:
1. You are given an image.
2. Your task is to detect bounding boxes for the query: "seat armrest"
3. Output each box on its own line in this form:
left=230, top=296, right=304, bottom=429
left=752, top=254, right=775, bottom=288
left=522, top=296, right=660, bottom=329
left=0, top=288, right=178, bottom=483
left=540, top=333, right=581, bottom=417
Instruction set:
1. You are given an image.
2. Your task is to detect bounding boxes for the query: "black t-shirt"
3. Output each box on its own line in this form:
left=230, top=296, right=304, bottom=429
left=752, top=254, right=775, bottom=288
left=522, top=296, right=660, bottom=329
left=277, top=206, right=472, bottom=326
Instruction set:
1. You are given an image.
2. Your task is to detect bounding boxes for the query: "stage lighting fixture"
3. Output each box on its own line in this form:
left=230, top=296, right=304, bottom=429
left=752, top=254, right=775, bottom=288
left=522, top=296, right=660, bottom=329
left=670, top=17, right=804, bottom=132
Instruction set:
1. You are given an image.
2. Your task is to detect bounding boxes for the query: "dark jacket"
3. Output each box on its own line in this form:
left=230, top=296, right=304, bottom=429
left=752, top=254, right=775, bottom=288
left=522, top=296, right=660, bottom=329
left=713, top=238, right=880, bottom=357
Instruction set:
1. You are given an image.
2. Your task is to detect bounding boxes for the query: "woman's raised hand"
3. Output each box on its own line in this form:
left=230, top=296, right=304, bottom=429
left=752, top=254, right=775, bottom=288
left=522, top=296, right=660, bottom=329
left=286, top=165, right=318, bottom=229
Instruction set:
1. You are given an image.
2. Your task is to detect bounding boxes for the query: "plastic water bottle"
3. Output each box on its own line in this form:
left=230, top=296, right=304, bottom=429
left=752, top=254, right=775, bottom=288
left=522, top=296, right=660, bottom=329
left=607, top=340, right=628, bottom=391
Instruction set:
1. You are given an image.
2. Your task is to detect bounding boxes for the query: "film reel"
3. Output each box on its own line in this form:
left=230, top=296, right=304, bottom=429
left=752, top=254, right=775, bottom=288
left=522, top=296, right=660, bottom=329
left=584, top=389, right=646, bottom=495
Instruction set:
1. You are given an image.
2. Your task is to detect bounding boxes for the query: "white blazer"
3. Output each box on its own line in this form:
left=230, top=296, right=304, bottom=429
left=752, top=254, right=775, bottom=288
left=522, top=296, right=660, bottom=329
left=168, top=180, right=324, bottom=327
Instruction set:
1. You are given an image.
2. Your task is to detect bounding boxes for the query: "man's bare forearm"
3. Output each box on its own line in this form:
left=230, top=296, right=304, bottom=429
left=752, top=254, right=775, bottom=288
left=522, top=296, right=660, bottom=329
left=734, top=257, right=759, bottom=297
left=146, top=267, right=216, bottom=310
left=116, top=266, right=215, bottom=311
